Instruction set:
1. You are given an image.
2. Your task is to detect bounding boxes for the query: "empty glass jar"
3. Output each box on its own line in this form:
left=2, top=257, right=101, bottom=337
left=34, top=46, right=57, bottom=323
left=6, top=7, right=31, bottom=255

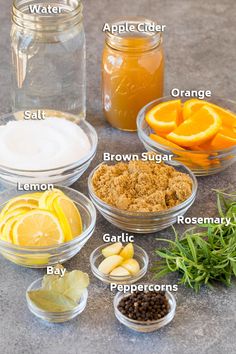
left=11, top=0, right=86, bottom=118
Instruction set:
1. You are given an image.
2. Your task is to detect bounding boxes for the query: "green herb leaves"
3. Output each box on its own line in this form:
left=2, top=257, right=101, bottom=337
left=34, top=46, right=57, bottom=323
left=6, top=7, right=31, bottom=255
left=153, top=190, right=236, bottom=292
left=42, top=270, right=89, bottom=303
left=28, top=269, right=89, bottom=312
left=28, top=290, right=77, bottom=312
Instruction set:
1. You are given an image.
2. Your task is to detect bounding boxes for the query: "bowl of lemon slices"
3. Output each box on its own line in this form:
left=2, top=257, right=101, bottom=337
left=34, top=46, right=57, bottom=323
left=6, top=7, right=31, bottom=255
left=0, top=186, right=96, bottom=268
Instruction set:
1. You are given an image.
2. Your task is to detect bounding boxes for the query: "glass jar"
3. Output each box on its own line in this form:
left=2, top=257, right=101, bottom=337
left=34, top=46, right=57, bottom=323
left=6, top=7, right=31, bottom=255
left=11, top=0, right=86, bottom=118
left=102, top=18, right=164, bottom=131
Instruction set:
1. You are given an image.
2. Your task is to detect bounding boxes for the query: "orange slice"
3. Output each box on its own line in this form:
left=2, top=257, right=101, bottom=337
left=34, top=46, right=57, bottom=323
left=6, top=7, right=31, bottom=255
left=150, top=133, right=185, bottom=151
left=167, top=106, right=222, bottom=147
left=210, top=126, right=236, bottom=149
left=193, top=126, right=236, bottom=150
left=191, top=142, right=214, bottom=151
left=149, top=134, right=210, bottom=168
left=189, top=145, right=220, bottom=167
left=183, top=99, right=205, bottom=120
left=145, top=99, right=182, bottom=134
left=183, top=99, right=236, bottom=128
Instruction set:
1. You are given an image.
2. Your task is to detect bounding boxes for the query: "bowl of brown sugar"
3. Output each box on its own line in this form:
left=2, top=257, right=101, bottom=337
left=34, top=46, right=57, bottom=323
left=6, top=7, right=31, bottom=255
left=88, top=154, right=197, bottom=233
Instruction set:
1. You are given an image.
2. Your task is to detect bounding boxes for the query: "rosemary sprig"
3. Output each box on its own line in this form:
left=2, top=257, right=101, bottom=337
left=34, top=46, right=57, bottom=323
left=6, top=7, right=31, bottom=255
left=153, top=190, right=236, bottom=292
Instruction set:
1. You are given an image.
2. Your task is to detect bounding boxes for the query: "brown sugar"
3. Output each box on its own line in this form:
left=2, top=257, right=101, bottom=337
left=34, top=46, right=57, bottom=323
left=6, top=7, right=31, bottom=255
left=92, top=159, right=193, bottom=212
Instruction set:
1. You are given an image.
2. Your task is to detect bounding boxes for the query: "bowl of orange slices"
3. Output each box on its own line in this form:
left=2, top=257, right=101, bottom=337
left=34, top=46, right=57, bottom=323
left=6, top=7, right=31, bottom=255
left=0, top=186, right=96, bottom=268
left=137, top=96, right=236, bottom=176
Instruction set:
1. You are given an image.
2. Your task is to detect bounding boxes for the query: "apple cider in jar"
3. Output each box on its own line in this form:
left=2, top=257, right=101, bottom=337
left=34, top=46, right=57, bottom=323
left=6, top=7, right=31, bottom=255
left=102, top=19, right=164, bottom=131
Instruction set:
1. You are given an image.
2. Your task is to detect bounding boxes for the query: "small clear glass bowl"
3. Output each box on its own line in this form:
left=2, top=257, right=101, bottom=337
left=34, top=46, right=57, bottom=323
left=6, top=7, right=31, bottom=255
left=0, top=186, right=96, bottom=268
left=0, top=110, right=98, bottom=187
left=114, top=290, right=176, bottom=332
left=137, top=96, right=236, bottom=176
left=26, top=277, right=88, bottom=323
left=88, top=160, right=197, bottom=233
left=90, top=243, right=149, bottom=284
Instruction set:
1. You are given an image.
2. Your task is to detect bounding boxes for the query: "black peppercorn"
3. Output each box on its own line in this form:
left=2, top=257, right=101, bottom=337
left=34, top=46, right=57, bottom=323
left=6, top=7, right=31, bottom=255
left=117, top=291, right=170, bottom=322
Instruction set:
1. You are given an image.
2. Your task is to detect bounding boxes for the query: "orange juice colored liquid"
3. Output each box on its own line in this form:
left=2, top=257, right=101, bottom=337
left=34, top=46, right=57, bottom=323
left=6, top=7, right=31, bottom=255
left=102, top=36, right=164, bottom=131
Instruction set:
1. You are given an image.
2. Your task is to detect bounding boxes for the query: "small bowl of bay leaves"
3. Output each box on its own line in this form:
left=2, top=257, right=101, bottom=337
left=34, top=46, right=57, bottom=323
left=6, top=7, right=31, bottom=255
left=26, top=268, right=89, bottom=323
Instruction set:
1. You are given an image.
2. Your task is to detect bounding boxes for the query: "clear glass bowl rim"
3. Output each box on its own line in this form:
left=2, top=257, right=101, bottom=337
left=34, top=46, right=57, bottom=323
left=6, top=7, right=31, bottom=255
left=26, top=277, right=88, bottom=316
left=0, top=110, right=98, bottom=173
left=90, top=243, right=149, bottom=283
left=88, top=158, right=198, bottom=217
left=0, top=185, right=97, bottom=252
left=114, top=289, right=176, bottom=326
left=137, top=95, right=236, bottom=155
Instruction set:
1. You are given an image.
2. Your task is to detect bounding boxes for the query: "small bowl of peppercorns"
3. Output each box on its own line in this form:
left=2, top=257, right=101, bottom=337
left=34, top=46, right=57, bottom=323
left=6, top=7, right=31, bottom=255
left=114, top=290, right=176, bottom=332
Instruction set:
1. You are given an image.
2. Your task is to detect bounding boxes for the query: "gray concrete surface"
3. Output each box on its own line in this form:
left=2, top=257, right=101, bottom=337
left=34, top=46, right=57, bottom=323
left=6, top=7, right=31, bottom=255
left=0, top=1, right=236, bottom=354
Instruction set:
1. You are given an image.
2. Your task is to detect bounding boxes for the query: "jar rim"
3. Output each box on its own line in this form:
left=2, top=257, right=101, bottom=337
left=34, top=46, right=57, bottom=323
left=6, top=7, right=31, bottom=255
left=12, top=0, right=83, bottom=32
left=105, top=17, right=163, bottom=52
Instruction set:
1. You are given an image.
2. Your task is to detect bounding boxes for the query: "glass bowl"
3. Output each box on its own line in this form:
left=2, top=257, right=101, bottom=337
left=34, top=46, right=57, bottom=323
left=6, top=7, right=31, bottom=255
left=90, top=243, right=149, bottom=284
left=137, top=96, right=236, bottom=176
left=0, top=110, right=98, bottom=187
left=88, top=160, right=197, bottom=233
left=0, top=186, right=96, bottom=268
left=114, top=290, right=176, bottom=332
left=26, top=277, right=88, bottom=323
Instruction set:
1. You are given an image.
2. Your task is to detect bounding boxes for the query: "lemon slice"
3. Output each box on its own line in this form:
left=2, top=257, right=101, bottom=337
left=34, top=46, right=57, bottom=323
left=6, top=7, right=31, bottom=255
left=0, top=194, right=40, bottom=220
left=0, top=207, right=31, bottom=237
left=38, top=189, right=65, bottom=210
left=4, top=202, right=36, bottom=215
left=2, top=216, right=19, bottom=243
left=52, top=197, right=73, bottom=242
left=13, top=210, right=64, bottom=247
left=46, top=191, right=66, bottom=212
left=53, top=196, right=82, bottom=240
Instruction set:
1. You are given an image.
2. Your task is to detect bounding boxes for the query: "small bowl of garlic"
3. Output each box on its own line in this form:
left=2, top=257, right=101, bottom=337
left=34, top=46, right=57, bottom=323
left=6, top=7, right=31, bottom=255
left=90, top=243, right=149, bottom=285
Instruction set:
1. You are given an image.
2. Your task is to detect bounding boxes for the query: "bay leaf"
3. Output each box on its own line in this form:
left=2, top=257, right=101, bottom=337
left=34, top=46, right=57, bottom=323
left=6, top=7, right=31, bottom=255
left=49, top=270, right=89, bottom=302
left=28, top=289, right=77, bottom=312
left=42, top=274, right=60, bottom=289
left=42, top=264, right=65, bottom=289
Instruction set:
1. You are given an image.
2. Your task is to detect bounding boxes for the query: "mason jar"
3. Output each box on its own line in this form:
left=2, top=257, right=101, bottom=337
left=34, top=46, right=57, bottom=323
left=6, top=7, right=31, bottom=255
left=102, top=18, right=164, bottom=131
left=11, top=0, right=86, bottom=118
